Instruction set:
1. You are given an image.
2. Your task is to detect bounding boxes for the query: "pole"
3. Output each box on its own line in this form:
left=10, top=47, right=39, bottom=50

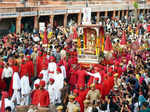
left=86, top=0, right=88, bottom=7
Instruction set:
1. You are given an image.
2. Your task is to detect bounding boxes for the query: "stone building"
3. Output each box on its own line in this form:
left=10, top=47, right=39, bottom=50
left=0, top=0, right=149, bottom=35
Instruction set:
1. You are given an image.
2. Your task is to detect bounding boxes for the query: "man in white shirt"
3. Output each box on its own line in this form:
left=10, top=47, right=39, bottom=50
left=60, top=65, right=66, bottom=79
left=53, top=67, right=64, bottom=104
left=11, top=72, right=21, bottom=105
left=48, top=78, right=56, bottom=105
left=2, top=63, right=13, bottom=91
left=40, top=65, right=49, bottom=89
left=48, top=56, right=57, bottom=79
left=20, top=71, right=31, bottom=106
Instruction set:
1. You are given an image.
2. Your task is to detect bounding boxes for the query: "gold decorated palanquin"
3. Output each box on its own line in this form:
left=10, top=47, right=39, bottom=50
left=77, top=25, right=105, bottom=64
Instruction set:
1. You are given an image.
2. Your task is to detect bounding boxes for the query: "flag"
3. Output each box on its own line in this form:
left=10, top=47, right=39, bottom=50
left=120, top=31, right=127, bottom=45
left=99, top=26, right=105, bottom=51
left=104, top=35, right=112, bottom=51
left=42, top=28, right=48, bottom=44
left=48, top=32, right=53, bottom=39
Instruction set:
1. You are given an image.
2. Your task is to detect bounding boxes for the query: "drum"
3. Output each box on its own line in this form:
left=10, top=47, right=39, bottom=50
left=37, top=107, right=50, bottom=112
left=16, top=106, right=29, bottom=112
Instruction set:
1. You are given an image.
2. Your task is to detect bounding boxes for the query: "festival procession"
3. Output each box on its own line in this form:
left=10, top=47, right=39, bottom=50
left=0, top=0, right=150, bottom=112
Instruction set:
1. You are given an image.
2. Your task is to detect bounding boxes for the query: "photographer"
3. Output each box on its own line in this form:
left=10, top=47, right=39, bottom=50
left=120, top=96, right=131, bottom=112
left=99, top=97, right=110, bottom=112
left=108, top=92, right=121, bottom=112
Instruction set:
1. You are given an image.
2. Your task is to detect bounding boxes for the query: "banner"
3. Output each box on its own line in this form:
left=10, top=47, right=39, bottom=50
left=21, top=11, right=37, bottom=16
left=39, top=22, right=45, bottom=32
left=82, top=8, right=91, bottom=25
left=0, top=13, right=18, bottom=18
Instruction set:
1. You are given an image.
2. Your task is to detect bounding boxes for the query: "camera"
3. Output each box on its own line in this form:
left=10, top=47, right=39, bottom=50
left=122, top=101, right=128, bottom=106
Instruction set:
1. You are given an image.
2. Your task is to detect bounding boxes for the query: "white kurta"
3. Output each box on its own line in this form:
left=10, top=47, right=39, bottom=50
left=48, top=62, right=57, bottom=72
left=40, top=70, right=49, bottom=84
left=53, top=73, right=64, bottom=103
left=87, top=72, right=101, bottom=83
left=48, top=84, right=57, bottom=104
left=48, top=62, right=57, bottom=79
left=2, top=67, right=13, bottom=79
left=60, top=65, right=66, bottom=78
left=20, top=75, right=31, bottom=106
left=0, top=98, right=15, bottom=111
left=11, top=72, right=21, bottom=105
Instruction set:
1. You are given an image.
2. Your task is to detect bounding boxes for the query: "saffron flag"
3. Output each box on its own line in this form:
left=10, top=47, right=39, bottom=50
left=99, top=26, right=105, bottom=51
left=42, top=29, right=48, bottom=44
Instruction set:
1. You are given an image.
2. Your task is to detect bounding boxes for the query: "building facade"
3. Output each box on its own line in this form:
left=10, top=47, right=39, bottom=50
left=0, top=0, right=150, bottom=35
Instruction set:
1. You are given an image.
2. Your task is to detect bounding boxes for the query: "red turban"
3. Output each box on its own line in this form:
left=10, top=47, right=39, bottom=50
left=35, top=84, right=39, bottom=88
left=49, top=56, right=55, bottom=61
left=78, top=84, right=84, bottom=88
left=56, top=67, right=62, bottom=73
left=22, top=59, right=26, bottom=63
left=42, top=64, right=47, bottom=69
left=38, top=51, right=42, bottom=56
left=49, top=78, right=55, bottom=83
left=95, top=78, right=99, bottom=81
left=38, top=73, right=43, bottom=78
left=108, top=67, right=113, bottom=73
left=39, top=80, right=45, bottom=87
left=43, top=54, right=47, bottom=57
left=115, top=61, right=119, bottom=66
left=73, top=89, right=78, bottom=94
left=27, top=56, right=31, bottom=60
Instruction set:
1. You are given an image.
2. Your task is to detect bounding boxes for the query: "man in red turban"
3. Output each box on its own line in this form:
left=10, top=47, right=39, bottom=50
left=48, top=78, right=56, bottom=104
left=20, top=70, right=31, bottom=106
left=52, top=67, right=64, bottom=104
left=37, top=80, right=50, bottom=107
left=31, top=84, right=39, bottom=105
left=48, top=56, right=57, bottom=78
left=40, top=64, right=49, bottom=89
left=20, top=59, right=27, bottom=78
left=26, top=56, right=34, bottom=82
left=10, top=71, right=21, bottom=105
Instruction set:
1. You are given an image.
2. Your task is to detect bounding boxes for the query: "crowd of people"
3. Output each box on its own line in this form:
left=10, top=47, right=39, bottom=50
left=0, top=14, right=150, bottom=112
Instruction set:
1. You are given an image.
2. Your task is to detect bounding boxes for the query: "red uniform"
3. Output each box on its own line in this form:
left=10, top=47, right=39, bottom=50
left=0, top=68, right=6, bottom=90
left=31, top=89, right=39, bottom=105
left=26, top=60, right=34, bottom=81
left=38, top=89, right=50, bottom=107
left=75, top=96, right=84, bottom=112
left=69, top=68, right=78, bottom=89
left=102, top=79, right=110, bottom=96
left=95, top=83, right=102, bottom=94
left=12, top=65, right=19, bottom=73
left=41, top=58, right=48, bottom=69
left=108, top=75, right=114, bottom=91
left=20, top=63, right=28, bottom=78
left=76, top=70, right=87, bottom=87
left=78, top=90, right=87, bottom=101
left=37, top=56, right=43, bottom=76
